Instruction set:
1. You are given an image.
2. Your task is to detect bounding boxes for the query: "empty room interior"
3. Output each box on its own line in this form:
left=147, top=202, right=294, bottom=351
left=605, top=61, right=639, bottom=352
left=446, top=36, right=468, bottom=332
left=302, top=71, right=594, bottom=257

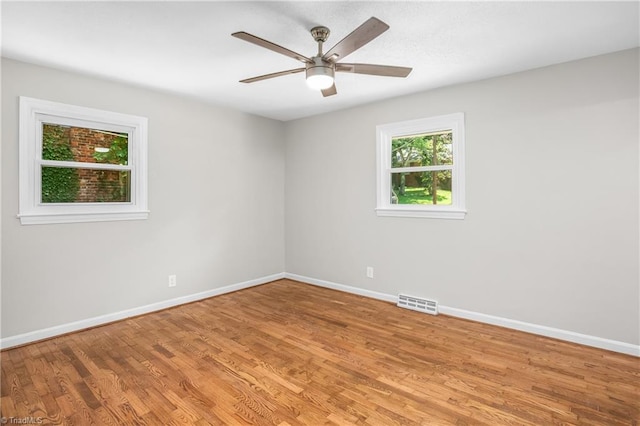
left=1, top=1, right=639, bottom=425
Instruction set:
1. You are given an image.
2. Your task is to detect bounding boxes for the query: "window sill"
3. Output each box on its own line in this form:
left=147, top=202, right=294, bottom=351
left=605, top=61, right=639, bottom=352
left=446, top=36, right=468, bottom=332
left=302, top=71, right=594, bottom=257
left=18, top=210, right=150, bottom=225
left=375, top=207, right=466, bottom=220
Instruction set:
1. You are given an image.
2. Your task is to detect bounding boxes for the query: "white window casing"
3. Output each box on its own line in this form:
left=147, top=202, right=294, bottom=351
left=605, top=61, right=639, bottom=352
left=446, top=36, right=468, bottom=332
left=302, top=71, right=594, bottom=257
left=18, top=97, right=149, bottom=225
left=376, top=113, right=466, bottom=219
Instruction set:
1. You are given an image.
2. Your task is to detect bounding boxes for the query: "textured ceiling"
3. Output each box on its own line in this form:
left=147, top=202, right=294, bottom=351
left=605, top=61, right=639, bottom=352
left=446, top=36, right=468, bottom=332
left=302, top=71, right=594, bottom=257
left=2, top=1, right=638, bottom=121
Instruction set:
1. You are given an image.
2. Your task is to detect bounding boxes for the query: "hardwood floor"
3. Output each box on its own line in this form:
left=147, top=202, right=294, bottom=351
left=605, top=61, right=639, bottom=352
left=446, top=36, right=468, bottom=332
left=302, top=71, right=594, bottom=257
left=1, top=279, right=638, bottom=425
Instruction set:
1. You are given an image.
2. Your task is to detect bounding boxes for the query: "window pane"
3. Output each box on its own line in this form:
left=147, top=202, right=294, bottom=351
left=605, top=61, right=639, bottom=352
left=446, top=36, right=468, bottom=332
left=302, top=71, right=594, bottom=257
left=42, top=123, right=128, bottom=165
left=391, top=131, right=453, bottom=168
left=41, top=167, right=130, bottom=203
left=390, top=170, right=452, bottom=205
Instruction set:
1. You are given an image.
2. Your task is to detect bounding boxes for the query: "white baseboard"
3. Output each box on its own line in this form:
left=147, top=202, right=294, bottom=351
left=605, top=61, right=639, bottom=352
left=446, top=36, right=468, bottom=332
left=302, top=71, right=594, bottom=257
left=0, top=273, right=284, bottom=350
left=285, top=273, right=397, bottom=303
left=285, top=273, right=640, bottom=357
left=438, top=306, right=640, bottom=357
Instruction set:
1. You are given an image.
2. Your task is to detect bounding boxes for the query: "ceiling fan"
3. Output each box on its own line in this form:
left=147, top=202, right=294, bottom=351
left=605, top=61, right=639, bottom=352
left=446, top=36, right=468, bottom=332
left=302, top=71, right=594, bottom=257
left=232, top=17, right=412, bottom=97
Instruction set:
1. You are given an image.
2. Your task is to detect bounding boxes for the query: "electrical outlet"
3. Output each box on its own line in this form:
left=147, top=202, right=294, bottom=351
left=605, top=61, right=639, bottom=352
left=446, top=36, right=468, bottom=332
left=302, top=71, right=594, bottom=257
left=168, top=275, right=177, bottom=287
left=366, top=267, right=374, bottom=279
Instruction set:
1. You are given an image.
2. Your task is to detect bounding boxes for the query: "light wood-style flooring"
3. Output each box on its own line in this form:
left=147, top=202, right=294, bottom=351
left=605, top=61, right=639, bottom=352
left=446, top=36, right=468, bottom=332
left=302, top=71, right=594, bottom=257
left=1, top=279, right=638, bottom=425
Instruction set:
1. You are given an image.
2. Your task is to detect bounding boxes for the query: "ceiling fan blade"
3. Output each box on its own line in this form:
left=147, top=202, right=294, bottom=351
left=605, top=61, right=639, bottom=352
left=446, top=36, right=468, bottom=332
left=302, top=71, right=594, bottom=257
left=321, top=84, right=337, bottom=97
left=336, top=63, right=412, bottom=78
left=323, top=17, right=389, bottom=62
left=240, top=68, right=305, bottom=83
left=232, top=31, right=312, bottom=64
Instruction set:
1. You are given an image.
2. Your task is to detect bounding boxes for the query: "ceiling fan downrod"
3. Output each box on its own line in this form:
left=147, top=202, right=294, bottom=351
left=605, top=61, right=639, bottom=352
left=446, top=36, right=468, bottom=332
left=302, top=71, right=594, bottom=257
left=310, top=26, right=330, bottom=57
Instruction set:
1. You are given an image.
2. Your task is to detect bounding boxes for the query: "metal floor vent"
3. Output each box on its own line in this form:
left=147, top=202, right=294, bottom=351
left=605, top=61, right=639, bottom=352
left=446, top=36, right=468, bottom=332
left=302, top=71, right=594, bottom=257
left=397, top=294, right=438, bottom=315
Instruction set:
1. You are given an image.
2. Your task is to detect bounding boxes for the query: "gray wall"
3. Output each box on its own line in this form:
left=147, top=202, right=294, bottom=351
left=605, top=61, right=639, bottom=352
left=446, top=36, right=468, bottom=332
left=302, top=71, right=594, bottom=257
left=1, top=58, right=285, bottom=338
left=2, top=49, right=638, bottom=348
left=285, top=49, right=639, bottom=345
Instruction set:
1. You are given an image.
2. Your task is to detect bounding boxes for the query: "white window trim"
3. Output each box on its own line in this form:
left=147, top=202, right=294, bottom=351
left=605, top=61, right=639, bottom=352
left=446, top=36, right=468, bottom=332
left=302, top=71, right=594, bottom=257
left=18, top=97, right=149, bottom=225
left=376, top=113, right=466, bottom=219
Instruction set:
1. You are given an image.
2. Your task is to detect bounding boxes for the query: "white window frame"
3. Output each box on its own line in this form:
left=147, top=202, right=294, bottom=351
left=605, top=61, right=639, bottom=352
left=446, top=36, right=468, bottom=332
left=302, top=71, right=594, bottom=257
left=376, top=113, right=466, bottom=219
left=18, top=97, right=149, bottom=225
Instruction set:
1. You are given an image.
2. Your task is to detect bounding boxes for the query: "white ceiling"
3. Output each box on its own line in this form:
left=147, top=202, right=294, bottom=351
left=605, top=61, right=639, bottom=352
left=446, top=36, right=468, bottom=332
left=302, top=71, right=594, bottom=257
left=2, top=1, right=638, bottom=121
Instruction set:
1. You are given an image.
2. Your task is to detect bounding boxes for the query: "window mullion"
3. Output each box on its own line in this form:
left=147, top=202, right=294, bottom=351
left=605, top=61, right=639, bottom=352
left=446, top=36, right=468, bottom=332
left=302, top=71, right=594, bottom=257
left=390, top=165, right=453, bottom=173
left=38, top=159, right=132, bottom=171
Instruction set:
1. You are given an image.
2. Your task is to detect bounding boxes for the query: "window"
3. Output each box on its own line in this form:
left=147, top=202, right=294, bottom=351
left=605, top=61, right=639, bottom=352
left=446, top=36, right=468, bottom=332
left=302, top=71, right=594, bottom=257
left=376, top=113, right=466, bottom=219
left=19, top=97, right=148, bottom=224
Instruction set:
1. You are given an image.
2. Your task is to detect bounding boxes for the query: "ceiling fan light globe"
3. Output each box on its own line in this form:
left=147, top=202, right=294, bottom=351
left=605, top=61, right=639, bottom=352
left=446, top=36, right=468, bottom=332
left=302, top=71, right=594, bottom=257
left=306, top=59, right=335, bottom=90
left=306, top=74, right=334, bottom=90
